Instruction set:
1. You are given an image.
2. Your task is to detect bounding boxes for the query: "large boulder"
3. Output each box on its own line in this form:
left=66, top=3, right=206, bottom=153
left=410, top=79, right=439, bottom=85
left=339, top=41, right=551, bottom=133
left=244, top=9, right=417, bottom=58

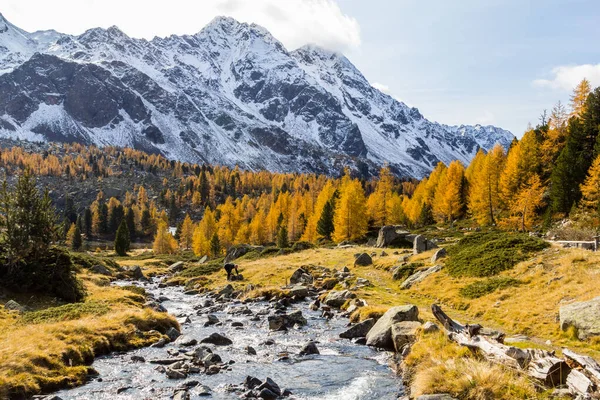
left=323, top=290, right=356, bottom=308
left=127, top=265, right=146, bottom=280
left=91, top=264, right=113, bottom=276
left=224, top=244, right=264, bottom=263
left=299, top=341, right=320, bottom=356
left=413, top=235, right=437, bottom=255
left=376, top=226, right=411, bottom=248
left=400, top=265, right=443, bottom=290
left=391, top=321, right=422, bottom=351
left=288, top=286, right=309, bottom=299
left=366, top=305, right=419, bottom=350
left=339, top=318, right=376, bottom=339
left=200, top=333, right=233, bottom=346
left=354, top=253, right=373, bottom=266
left=289, top=267, right=313, bottom=285
left=560, top=297, right=600, bottom=339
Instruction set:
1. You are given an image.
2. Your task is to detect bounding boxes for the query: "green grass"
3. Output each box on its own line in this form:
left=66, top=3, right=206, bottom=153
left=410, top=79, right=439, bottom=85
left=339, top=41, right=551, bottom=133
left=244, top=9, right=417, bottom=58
left=446, top=231, right=548, bottom=277
left=20, top=302, right=111, bottom=324
left=179, top=259, right=224, bottom=278
left=70, top=252, right=120, bottom=271
left=459, top=277, right=523, bottom=299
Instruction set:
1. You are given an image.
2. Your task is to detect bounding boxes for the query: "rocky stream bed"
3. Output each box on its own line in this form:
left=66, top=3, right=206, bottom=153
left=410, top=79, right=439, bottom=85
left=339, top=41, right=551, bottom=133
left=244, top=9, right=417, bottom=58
left=53, top=277, right=404, bottom=400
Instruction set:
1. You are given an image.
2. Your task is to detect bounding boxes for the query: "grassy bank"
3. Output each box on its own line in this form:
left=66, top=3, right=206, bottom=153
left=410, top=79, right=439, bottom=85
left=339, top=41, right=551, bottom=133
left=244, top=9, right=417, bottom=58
left=0, top=253, right=178, bottom=399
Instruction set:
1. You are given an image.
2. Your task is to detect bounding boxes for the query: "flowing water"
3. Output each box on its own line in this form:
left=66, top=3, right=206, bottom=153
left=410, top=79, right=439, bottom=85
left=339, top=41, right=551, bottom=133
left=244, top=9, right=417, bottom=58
left=56, top=279, right=404, bottom=399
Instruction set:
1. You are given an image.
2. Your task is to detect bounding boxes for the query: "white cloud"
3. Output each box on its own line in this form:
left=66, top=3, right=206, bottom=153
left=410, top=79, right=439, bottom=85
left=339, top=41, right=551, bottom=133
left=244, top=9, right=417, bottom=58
left=533, top=64, right=600, bottom=91
left=371, top=82, right=391, bottom=94
left=3, top=0, right=360, bottom=52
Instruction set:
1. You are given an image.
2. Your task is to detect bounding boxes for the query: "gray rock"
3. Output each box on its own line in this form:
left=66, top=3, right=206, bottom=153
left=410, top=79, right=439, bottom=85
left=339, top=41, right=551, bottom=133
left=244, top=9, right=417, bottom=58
left=205, top=314, right=219, bottom=326
left=366, top=305, right=419, bottom=350
left=299, top=341, right=320, bottom=356
left=354, top=253, right=373, bottom=266
left=195, top=384, right=212, bottom=396
left=376, top=226, right=411, bottom=248
left=340, top=318, right=376, bottom=339
left=245, top=346, right=257, bottom=355
left=173, top=389, right=190, bottom=400
left=289, top=267, right=313, bottom=285
left=90, top=264, right=112, bottom=276
left=258, top=388, right=278, bottom=400
left=323, top=290, right=356, bottom=308
left=166, top=368, right=187, bottom=379
left=288, top=285, right=309, bottom=298
left=127, top=265, right=145, bottom=280
left=560, top=297, right=600, bottom=339
left=431, top=248, right=447, bottom=263
left=400, top=265, right=442, bottom=290
left=131, top=355, right=146, bottom=363
left=166, top=327, right=181, bottom=342
left=218, top=284, right=234, bottom=296
left=422, top=321, right=439, bottom=334
left=413, top=235, right=438, bottom=255
left=257, top=377, right=281, bottom=396
left=198, top=255, right=208, bottom=264
left=200, top=333, right=233, bottom=346
left=4, top=300, right=25, bottom=313
left=169, top=261, right=185, bottom=273
left=391, top=321, right=422, bottom=352
left=268, top=310, right=307, bottom=331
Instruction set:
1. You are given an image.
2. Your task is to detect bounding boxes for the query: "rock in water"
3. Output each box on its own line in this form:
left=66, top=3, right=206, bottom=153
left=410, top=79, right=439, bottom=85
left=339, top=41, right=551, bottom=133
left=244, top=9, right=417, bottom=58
left=127, top=265, right=146, bottom=280
left=245, top=346, right=257, bottom=355
left=166, top=327, right=181, bottom=342
left=560, top=297, right=600, bottom=339
left=299, top=341, right=320, bottom=356
left=200, top=333, right=233, bottom=346
left=257, top=377, right=281, bottom=396
left=323, top=290, right=356, bottom=308
left=366, top=305, right=419, bottom=350
left=431, top=248, right=447, bottom=263
left=339, top=318, right=376, bottom=339
left=391, top=321, right=422, bottom=352
left=354, top=253, right=373, bottom=266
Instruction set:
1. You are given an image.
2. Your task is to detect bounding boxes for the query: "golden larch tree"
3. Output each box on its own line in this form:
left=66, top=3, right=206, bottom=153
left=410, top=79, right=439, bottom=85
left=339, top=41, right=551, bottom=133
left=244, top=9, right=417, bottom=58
left=332, top=176, right=368, bottom=242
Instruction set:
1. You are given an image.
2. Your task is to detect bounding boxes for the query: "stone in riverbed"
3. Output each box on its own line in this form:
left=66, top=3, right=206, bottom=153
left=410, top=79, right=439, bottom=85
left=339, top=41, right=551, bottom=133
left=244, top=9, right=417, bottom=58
left=200, top=333, right=233, bottom=346
left=245, top=375, right=263, bottom=389
left=245, top=346, right=257, bottom=355
left=130, top=355, right=145, bottom=363
left=323, top=290, right=356, bottom=308
left=288, top=285, right=309, bottom=299
left=205, top=314, right=219, bottom=326
left=339, top=318, right=376, bottom=339
left=299, top=341, right=320, bottom=356
left=391, top=321, right=422, bottom=352
left=195, top=384, right=212, bottom=396
left=166, top=327, right=181, bottom=342
left=366, top=305, right=419, bottom=351
left=173, top=389, right=190, bottom=400
left=257, top=377, right=281, bottom=396
left=166, top=368, right=187, bottom=379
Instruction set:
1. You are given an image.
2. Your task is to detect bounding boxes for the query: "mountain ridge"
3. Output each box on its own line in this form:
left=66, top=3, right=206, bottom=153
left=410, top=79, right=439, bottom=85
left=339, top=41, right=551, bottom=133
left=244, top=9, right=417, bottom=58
left=0, top=14, right=514, bottom=178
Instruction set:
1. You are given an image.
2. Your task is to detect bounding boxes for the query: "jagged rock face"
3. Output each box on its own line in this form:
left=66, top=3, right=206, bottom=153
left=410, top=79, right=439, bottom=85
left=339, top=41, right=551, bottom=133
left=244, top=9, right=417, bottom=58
left=0, top=14, right=514, bottom=178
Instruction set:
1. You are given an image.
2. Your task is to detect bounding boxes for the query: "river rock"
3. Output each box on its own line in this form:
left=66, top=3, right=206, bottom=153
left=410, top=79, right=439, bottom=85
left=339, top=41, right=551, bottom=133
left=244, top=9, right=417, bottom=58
left=560, top=297, right=600, bottom=339
left=339, top=318, right=376, bottom=339
left=290, top=267, right=313, bottom=285
left=127, top=265, right=146, bottom=280
left=131, top=355, right=146, bottom=363
left=177, top=336, right=197, bottom=347
left=169, top=261, right=185, bottom=273
left=203, top=353, right=222, bottom=366
left=195, top=384, right=212, bottom=396
left=431, top=248, right=447, bottom=263
left=366, top=305, right=419, bottom=350
left=200, top=333, right=233, bottom=346
left=257, top=377, right=281, bottom=396
left=323, top=290, right=356, bottom=308
left=173, top=389, right=190, bottom=400
left=299, top=341, right=320, bottom=356
left=206, top=365, right=221, bottom=375
left=166, top=327, right=181, bottom=342
left=166, top=368, right=187, bottom=379
left=258, top=388, right=278, bottom=400
left=288, top=285, right=309, bottom=299
left=354, top=253, right=373, bottom=266
left=268, top=310, right=307, bottom=331
left=245, top=376, right=263, bottom=389
left=91, top=264, right=112, bottom=276
left=4, top=300, right=25, bottom=313
left=205, top=314, right=219, bottom=326
left=245, top=346, right=257, bottom=355
left=391, top=321, right=422, bottom=351
left=400, top=265, right=442, bottom=290
left=218, top=284, right=234, bottom=297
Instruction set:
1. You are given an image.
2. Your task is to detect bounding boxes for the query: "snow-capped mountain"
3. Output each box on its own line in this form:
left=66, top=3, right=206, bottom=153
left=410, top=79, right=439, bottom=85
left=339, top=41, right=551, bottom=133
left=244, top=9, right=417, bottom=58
left=0, top=13, right=514, bottom=178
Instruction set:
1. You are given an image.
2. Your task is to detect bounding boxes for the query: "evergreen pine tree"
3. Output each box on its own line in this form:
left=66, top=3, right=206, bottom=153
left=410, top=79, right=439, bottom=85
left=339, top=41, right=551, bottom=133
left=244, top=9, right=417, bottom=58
left=67, top=223, right=82, bottom=251
left=210, top=232, right=221, bottom=256
left=417, top=203, right=435, bottom=227
left=199, top=170, right=210, bottom=204
left=125, top=207, right=136, bottom=241
left=316, top=199, right=335, bottom=240
left=114, top=220, right=130, bottom=256
left=98, top=202, right=109, bottom=234
left=83, top=207, right=92, bottom=238
left=277, top=225, right=289, bottom=249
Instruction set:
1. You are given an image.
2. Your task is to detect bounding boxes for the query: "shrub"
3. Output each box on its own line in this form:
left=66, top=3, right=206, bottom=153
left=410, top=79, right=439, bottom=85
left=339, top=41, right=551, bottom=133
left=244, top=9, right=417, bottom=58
left=20, top=302, right=110, bottom=324
left=459, top=277, right=523, bottom=299
left=446, top=231, right=548, bottom=277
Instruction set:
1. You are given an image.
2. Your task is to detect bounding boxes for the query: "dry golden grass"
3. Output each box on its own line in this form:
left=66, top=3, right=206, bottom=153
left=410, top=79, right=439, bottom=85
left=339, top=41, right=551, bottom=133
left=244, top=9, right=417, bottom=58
left=404, top=331, right=546, bottom=399
left=0, top=271, right=178, bottom=399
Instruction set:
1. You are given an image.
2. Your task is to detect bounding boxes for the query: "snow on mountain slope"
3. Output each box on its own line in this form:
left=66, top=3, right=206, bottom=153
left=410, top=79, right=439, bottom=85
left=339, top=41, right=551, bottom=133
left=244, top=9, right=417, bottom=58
left=0, top=14, right=514, bottom=178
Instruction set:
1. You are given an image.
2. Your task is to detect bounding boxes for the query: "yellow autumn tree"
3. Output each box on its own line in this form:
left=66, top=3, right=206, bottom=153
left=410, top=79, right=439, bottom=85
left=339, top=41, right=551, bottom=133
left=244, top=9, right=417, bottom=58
left=179, top=214, right=195, bottom=250
left=192, top=208, right=217, bottom=256
left=432, top=160, right=465, bottom=223
left=153, top=221, right=177, bottom=254
left=301, top=181, right=336, bottom=242
left=332, top=174, right=368, bottom=242
left=468, top=144, right=506, bottom=225
left=505, top=174, right=545, bottom=231
left=571, top=78, right=592, bottom=117
left=366, top=166, right=395, bottom=226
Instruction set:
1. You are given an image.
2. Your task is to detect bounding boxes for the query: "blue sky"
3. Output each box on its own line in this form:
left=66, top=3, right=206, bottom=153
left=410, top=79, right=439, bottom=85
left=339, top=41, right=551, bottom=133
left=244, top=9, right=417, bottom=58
left=4, top=0, right=600, bottom=136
